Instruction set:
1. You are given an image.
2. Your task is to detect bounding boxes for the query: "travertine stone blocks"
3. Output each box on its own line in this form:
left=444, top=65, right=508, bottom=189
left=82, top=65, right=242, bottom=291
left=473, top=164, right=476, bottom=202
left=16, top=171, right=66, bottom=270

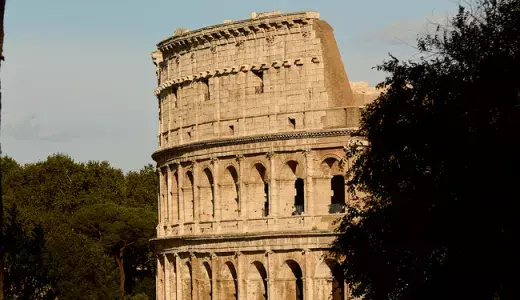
left=151, top=11, right=364, bottom=300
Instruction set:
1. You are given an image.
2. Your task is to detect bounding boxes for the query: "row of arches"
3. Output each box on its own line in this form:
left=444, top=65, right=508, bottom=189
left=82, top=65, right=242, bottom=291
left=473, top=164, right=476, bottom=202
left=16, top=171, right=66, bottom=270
left=160, top=256, right=346, bottom=300
left=159, top=155, right=349, bottom=225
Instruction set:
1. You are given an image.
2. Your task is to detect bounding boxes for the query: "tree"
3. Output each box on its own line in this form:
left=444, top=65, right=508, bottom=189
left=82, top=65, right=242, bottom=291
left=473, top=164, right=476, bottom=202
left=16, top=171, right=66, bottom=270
left=1, top=1, right=7, bottom=298
left=332, top=1, right=520, bottom=299
left=44, top=224, right=119, bottom=300
left=73, top=203, right=157, bottom=299
left=2, top=155, right=158, bottom=299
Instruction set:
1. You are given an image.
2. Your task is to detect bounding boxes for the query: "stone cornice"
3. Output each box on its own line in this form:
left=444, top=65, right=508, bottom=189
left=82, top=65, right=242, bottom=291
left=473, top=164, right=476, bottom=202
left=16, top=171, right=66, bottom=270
left=156, top=11, right=320, bottom=52
left=151, top=230, right=338, bottom=243
left=153, top=57, right=317, bottom=96
left=152, top=128, right=358, bottom=161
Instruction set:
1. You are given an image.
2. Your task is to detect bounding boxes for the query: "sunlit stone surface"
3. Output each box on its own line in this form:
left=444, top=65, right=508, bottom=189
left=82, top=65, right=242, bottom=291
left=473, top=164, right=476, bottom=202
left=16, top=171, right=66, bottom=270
left=151, top=11, right=369, bottom=300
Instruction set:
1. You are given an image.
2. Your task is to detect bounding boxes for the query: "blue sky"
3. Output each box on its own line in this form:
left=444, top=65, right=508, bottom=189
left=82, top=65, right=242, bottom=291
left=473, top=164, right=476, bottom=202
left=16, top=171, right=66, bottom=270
left=1, top=0, right=457, bottom=172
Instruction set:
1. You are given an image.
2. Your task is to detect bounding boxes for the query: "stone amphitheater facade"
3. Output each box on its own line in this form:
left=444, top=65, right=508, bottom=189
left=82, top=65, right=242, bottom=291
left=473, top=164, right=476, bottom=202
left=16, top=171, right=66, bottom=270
left=151, top=11, right=369, bottom=300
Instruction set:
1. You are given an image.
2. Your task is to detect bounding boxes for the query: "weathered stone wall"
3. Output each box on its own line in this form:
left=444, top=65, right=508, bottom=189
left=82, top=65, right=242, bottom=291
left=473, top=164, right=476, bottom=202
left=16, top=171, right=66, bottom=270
left=152, top=11, right=359, bottom=149
left=151, top=10, right=363, bottom=300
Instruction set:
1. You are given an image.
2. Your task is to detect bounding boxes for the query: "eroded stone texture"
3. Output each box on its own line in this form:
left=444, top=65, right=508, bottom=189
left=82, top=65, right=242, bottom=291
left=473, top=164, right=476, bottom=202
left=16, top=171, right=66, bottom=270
left=152, top=10, right=364, bottom=300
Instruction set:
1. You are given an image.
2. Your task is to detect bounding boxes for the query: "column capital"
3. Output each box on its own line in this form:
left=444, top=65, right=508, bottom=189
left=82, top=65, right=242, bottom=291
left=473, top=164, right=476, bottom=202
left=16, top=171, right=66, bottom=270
left=235, top=154, right=245, bottom=163
left=234, top=251, right=242, bottom=259
left=302, top=248, right=311, bottom=255
left=211, top=157, right=220, bottom=165
left=265, top=249, right=274, bottom=256
left=209, top=252, right=217, bottom=259
left=189, top=252, right=197, bottom=260
left=173, top=252, right=180, bottom=258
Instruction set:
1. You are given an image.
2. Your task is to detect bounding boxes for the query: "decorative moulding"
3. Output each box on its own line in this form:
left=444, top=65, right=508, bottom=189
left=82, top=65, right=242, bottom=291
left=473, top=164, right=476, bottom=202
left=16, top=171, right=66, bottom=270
left=153, top=57, right=308, bottom=94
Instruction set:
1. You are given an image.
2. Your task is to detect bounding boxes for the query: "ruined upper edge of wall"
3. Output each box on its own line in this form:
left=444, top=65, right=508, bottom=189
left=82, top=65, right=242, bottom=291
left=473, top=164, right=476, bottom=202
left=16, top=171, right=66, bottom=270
left=156, top=11, right=321, bottom=51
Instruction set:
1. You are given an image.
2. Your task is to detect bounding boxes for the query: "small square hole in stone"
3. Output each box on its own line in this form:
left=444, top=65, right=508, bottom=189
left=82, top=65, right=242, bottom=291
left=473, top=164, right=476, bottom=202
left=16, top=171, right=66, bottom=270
left=288, top=117, right=296, bottom=129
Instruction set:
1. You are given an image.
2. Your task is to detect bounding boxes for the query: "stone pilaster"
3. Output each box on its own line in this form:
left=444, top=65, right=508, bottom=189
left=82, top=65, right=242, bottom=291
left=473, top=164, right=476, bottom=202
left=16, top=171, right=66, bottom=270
left=303, top=150, right=314, bottom=228
left=236, top=155, right=246, bottom=221
left=177, top=164, right=185, bottom=234
left=174, top=253, right=182, bottom=300
left=303, top=248, right=312, bottom=300
left=190, top=253, right=199, bottom=300
left=211, top=158, right=220, bottom=223
left=266, top=250, right=274, bottom=300
left=236, top=251, right=244, bottom=300
left=157, top=255, right=165, bottom=300
left=210, top=253, right=217, bottom=300
left=165, top=254, right=173, bottom=300
left=192, top=161, right=200, bottom=231
left=267, top=152, right=277, bottom=217
left=167, top=165, right=173, bottom=224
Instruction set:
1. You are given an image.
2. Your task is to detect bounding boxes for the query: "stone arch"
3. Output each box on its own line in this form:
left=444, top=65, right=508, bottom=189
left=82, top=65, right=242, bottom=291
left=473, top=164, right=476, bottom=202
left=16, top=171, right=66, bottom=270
left=320, top=157, right=347, bottom=214
left=182, top=261, right=193, bottom=300
left=248, top=163, right=270, bottom=218
left=320, top=156, right=343, bottom=176
left=279, top=160, right=305, bottom=216
left=315, top=259, right=345, bottom=300
left=278, top=158, right=305, bottom=178
left=219, top=261, right=238, bottom=300
left=247, top=261, right=268, bottom=300
left=199, top=167, right=215, bottom=221
left=199, top=261, right=212, bottom=300
left=184, top=170, right=195, bottom=222
left=221, top=165, right=240, bottom=220
left=276, top=259, right=304, bottom=300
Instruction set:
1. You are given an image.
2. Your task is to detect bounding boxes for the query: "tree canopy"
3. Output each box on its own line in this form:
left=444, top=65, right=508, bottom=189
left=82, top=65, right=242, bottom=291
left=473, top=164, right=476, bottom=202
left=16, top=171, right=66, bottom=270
left=1, top=154, right=158, bottom=299
left=332, top=1, right=520, bottom=299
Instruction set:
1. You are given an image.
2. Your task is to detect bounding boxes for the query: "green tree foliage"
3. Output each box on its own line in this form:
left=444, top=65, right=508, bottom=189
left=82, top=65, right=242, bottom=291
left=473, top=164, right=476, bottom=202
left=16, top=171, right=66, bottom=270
left=73, top=203, right=156, bottom=299
left=332, top=1, right=520, bottom=299
left=1, top=154, right=158, bottom=299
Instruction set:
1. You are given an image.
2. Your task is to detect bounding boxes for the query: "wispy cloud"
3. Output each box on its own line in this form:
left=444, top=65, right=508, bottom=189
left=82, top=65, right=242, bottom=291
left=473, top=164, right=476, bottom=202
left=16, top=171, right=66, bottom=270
left=2, top=114, right=79, bottom=142
left=363, top=12, right=452, bottom=47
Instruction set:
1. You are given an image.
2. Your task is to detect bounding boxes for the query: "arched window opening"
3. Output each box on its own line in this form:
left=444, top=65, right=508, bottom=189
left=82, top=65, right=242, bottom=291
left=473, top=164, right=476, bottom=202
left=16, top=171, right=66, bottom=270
left=277, top=260, right=304, bottom=300
left=220, top=261, right=238, bottom=300
left=172, top=172, right=179, bottom=222
left=264, top=183, right=270, bottom=217
left=249, top=163, right=269, bottom=218
left=221, top=166, right=240, bottom=220
left=331, top=264, right=345, bottom=300
left=182, top=262, right=193, bottom=300
left=200, top=262, right=212, bottom=300
left=184, top=171, right=195, bottom=222
left=329, top=175, right=346, bottom=214
left=315, top=260, right=345, bottom=300
left=293, top=178, right=305, bottom=215
left=200, top=168, right=215, bottom=221
left=280, top=160, right=304, bottom=216
left=172, top=172, right=181, bottom=221
left=248, top=261, right=268, bottom=300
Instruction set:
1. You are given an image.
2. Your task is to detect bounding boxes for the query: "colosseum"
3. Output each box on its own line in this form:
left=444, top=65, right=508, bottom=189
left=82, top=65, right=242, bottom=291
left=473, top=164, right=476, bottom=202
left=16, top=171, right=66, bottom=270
left=151, top=11, right=372, bottom=300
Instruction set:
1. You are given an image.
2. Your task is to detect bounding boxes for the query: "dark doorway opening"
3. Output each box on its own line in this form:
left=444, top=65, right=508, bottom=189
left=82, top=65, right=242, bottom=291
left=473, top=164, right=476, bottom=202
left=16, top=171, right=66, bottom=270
left=293, top=178, right=304, bottom=215
left=264, top=183, right=270, bottom=217
left=329, top=175, right=346, bottom=213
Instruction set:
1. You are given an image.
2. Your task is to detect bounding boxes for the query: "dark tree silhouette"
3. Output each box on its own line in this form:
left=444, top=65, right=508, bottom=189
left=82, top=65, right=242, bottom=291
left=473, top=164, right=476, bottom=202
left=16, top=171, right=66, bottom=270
left=332, top=1, right=520, bottom=299
left=0, top=1, right=6, bottom=299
